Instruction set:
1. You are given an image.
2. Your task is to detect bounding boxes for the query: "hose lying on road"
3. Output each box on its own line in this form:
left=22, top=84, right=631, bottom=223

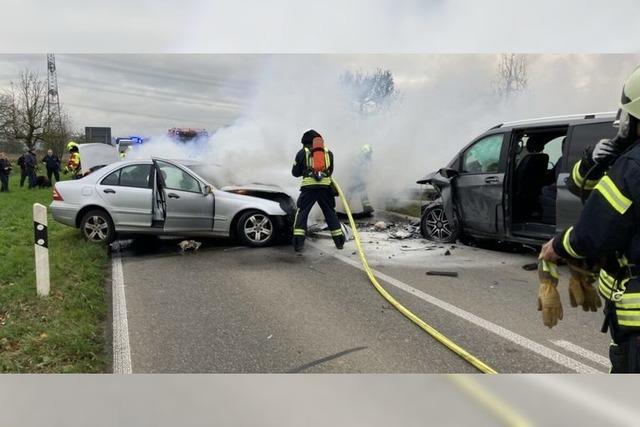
left=332, top=178, right=497, bottom=374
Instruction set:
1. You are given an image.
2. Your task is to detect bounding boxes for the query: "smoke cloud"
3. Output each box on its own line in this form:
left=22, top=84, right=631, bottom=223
left=130, top=54, right=640, bottom=205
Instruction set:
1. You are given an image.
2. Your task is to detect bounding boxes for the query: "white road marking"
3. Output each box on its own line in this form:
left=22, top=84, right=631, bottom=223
left=524, top=376, right=640, bottom=427
left=550, top=340, right=611, bottom=368
left=112, top=253, right=132, bottom=374
left=308, top=241, right=602, bottom=373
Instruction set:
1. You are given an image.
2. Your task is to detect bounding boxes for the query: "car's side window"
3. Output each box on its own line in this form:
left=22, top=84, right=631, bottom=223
left=461, top=134, right=504, bottom=174
left=101, top=164, right=151, bottom=188
left=101, top=170, right=120, bottom=186
left=158, top=162, right=201, bottom=193
left=565, top=122, right=617, bottom=172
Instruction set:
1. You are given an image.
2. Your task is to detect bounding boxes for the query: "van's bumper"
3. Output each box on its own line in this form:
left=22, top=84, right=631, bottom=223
left=50, top=201, right=78, bottom=227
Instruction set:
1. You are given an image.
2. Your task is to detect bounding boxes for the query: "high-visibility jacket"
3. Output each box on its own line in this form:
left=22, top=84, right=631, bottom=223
left=291, top=145, right=334, bottom=189
left=66, top=152, right=81, bottom=174
left=553, top=141, right=640, bottom=330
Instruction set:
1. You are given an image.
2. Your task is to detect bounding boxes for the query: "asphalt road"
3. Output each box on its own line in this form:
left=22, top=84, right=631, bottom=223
left=114, top=221, right=611, bottom=374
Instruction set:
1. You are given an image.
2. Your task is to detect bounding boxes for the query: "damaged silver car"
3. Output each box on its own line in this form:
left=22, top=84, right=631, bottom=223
left=50, top=144, right=294, bottom=246
left=417, top=112, right=618, bottom=244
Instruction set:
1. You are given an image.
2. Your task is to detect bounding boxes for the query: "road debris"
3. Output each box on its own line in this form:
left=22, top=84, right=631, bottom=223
left=374, top=221, right=387, bottom=231
left=444, top=250, right=451, bottom=256
left=426, top=271, right=459, bottom=277
left=178, top=240, right=202, bottom=254
left=522, top=262, right=538, bottom=271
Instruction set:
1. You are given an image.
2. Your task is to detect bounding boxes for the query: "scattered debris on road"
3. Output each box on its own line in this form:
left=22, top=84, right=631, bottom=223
left=522, top=262, right=538, bottom=271
left=426, top=271, right=459, bottom=277
left=374, top=221, right=388, bottom=231
left=178, top=240, right=202, bottom=254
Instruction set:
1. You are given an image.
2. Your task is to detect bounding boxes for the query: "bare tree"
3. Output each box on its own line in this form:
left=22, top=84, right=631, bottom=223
left=342, top=68, right=398, bottom=114
left=0, top=70, right=54, bottom=151
left=43, top=110, right=73, bottom=158
left=494, top=54, right=528, bottom=99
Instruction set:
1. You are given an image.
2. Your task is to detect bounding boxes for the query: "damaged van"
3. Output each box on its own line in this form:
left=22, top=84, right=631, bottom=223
left=417, top=112, right=618, bottom=244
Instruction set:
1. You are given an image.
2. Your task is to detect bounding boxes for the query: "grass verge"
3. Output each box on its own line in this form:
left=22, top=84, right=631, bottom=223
left=0, top=169, right=109, bottom=372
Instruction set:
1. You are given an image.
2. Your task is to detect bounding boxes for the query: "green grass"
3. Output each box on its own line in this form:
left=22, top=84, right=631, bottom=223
left=0, top=169, right=109, bottom=372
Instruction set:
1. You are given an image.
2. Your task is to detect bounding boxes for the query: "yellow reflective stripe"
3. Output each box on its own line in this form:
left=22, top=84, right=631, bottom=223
left=594, top=175, right=632, bottom=214
left=302, top=177, right=332, bottom=186
left=571, top=160, right=599, bottom=189
left=562, top=227, right=583, bottom=259
left=541, top=260, right=559, bottom=279
left=615, top=312, right=640, bottom=326
left=330, top=229, right=343, bottom=236
left=293, top=228, right=306, bottom=236
left=616, top=293, right=640, bottom=309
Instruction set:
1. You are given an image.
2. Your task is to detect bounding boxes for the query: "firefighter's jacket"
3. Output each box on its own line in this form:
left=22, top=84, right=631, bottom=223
left=291, top=144, right=334, bottom=189
left=66, top=152, right=81, bottom=175
left=553, top=141, right=640, bottom=330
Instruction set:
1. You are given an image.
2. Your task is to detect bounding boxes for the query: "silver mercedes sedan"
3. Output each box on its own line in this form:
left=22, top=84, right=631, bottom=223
left=50, top=145, right=295, bottom=247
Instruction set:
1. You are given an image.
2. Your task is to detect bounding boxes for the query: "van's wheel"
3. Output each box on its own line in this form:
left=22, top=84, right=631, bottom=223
left=236, top=210, right=277, bottom=247
left=80, top=209, right=115, bottom=244
left=420, top=204, right=459, bottom=243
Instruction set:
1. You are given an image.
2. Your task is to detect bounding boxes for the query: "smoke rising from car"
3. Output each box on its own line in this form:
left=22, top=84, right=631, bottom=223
left=131, top=54, right=640, bottom=206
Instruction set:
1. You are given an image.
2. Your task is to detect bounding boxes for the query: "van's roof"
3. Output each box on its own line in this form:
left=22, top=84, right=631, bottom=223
left=491, top=111, right=616, bottom=130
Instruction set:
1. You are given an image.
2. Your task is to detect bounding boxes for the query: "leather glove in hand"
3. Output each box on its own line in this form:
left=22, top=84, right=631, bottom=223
left=538, top=260, right=563, bottom=328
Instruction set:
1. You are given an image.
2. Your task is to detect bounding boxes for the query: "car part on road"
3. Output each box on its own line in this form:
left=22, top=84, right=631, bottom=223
left=333, top=178, right=496, bottom=374
left=426, top=271, right=459, bottom=277
left=236, top=210, right=277, bottom=247
left=80, top=209, right=115, bottom=244
left=420, top=204, right=460, bottom=243
left=178, top=240, right=202, bottom=254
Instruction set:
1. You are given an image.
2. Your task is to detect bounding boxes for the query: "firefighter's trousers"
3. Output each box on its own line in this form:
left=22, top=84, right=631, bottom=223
left=293, top=186, right=344, bottom=250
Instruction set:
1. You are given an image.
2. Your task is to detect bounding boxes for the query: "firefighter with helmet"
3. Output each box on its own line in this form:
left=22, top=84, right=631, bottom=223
left=539, top=66, right=640, bottom=372
left=63, top=141, right=81, bottom=178
left=291, top=129, right=345, bottom=252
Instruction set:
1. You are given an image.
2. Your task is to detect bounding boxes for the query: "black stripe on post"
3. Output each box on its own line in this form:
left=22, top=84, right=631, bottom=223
left=34, top=221, right=48, bottom=248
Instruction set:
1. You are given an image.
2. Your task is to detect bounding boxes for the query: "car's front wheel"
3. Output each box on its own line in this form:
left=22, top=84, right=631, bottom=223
left=420, top=204, right=460, bottom=243
left=236, top=210, right=278, bottom=247
left=80, top=209, right=115, bottom=244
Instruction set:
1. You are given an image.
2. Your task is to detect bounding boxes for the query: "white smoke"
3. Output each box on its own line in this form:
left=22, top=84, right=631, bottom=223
left=129, top=54, right=640, bottom=207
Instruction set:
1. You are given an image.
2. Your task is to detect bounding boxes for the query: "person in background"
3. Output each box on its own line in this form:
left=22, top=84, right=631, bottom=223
left=0, top=152, right=12, bottom=192
left=63, top=141, right=81, bottom=179
left=16, top=148, right=28, bottom=187
left=42, top=148, right=61, bottom=185
left=24, top=148, right=37, bottom=189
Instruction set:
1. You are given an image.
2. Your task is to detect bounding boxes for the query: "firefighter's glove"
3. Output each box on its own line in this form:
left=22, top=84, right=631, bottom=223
left=568, top=264, right=602, bottom=312
left=592, top=138, right=623, bottom=165
left=538, top=260, right=563, bottom=328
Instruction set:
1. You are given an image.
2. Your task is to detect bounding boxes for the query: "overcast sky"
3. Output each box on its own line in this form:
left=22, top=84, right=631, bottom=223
left=1, top=54, right=639, bottom=139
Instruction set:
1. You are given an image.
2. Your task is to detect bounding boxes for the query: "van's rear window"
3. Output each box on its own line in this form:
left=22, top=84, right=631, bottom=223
left=565, top=122, right=617, bottom=171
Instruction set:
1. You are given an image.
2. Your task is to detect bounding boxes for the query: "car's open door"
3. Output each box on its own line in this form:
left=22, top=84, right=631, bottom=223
left=152, top=159, right=214, bottom=232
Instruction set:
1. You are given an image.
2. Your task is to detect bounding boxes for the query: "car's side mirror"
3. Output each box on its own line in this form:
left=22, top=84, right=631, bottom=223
left=439, top=168, right=459, bottom=179
left=203, top=185, right=212, bottom=195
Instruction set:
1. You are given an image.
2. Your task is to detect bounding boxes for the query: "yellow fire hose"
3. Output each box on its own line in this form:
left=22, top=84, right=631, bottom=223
left=332, top=178, right=497, bottom=374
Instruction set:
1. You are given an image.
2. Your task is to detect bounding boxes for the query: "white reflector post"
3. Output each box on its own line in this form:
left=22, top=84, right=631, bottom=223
left=33, top=203, right=50, bottom=297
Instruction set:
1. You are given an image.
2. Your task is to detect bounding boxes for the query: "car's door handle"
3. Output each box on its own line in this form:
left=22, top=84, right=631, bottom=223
left=168, top=193, right=180, bottom=199
left=484, top=176, right=499, bottom=184
left=103, top=188, right=116, bottom=194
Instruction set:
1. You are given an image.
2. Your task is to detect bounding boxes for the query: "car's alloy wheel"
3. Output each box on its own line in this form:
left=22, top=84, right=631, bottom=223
left=236, top=210, right=278, bottom=247
left=421, top=205, right=459, bottom=243
left=244, top=213, right=273, bottom=243
left=80, top=209, right=115, bottom=244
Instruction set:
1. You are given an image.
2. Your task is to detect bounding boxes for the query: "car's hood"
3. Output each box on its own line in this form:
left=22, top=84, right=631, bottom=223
left=221, top=183, right=287, bottom=194
left=79, top=143, right=119, bottom=173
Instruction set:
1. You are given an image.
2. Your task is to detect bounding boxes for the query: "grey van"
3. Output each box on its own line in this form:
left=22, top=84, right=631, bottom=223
left=417, top=112, right=618, bottom=244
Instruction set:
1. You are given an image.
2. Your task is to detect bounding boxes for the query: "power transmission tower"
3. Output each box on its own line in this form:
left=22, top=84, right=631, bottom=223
left=46, top=53, right=63, bottom=130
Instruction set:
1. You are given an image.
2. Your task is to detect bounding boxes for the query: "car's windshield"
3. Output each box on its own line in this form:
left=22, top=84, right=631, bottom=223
left=186, top=164, right=224, bottom=188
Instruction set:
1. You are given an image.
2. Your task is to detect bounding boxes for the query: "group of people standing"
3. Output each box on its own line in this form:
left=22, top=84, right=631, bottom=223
left=0, top=148, right=62, bottom=192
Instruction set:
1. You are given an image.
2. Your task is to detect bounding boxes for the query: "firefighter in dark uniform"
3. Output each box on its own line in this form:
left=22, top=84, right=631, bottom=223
left=539, top=66, right=640, bottom=373
left=291, top=129, right=345, bottom=252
